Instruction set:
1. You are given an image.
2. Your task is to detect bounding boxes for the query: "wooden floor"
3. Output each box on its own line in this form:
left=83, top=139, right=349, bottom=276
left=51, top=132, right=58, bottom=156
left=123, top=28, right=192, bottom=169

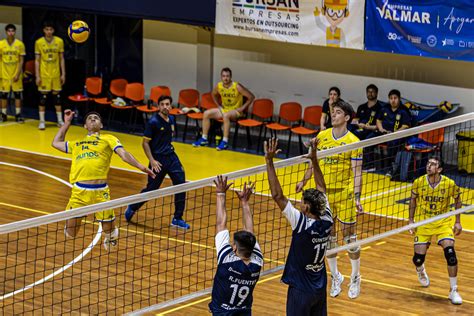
left=0, top=149, right=473, bottom=315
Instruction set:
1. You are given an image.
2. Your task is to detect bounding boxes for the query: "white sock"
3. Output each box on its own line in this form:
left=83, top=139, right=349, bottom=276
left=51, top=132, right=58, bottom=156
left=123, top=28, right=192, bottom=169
left=350, top=258, right=361, bottom=278
left=15, top=107, right=21, bottom=115
left=223, top=137, right=228, bottom=142
left=56, top=112, right=63, bottom=122
left=202, top=134, right=208, bottom=140
left=327, top=257, right=339, bottom=276
left=1, top=108, right=6, bottom=114
left=39, top=112, right=45, bottom=122
left=449, top=277, right=457, bottom=289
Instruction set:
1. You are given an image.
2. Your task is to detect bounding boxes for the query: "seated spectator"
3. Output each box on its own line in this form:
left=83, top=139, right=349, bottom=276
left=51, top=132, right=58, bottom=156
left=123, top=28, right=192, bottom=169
left=320, top=87, right=344, bottom=130
left=376, top=89, right=412, bottom=179
left=352, top=84, right=384, bottom=140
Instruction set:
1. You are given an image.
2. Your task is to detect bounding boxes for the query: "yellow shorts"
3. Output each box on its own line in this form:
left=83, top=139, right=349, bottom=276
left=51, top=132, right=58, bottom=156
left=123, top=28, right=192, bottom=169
left=38, top=77, right=62, bottom=92
left=327, top=187, right=356, bottom=224
left=1, top=77, right=23, bottom=92
left=415, top=224, right=454, bottom=245
left=220, top=107, right=241, bottom=117
left=66, top=183, right=115, bottom=222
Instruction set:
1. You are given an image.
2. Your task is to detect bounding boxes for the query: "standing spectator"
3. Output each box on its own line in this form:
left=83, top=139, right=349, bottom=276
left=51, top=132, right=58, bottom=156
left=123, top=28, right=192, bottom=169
left=35, top=21, right=66, bottom=130
left=376, top=89, right=412, bottom=179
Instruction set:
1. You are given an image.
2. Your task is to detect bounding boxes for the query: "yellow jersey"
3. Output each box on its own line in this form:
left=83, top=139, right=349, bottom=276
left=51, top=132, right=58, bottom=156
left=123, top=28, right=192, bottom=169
left=66, top=134, right=123, bottom=183
left=412, top=175, right=461, bottom=228
left=217, top=81, right=243, bottom=111
left=35, top=36, right=64, bottom=79
left=317, top=128, right=362, bottom=189
left=0, top=39, right=25, bottom=79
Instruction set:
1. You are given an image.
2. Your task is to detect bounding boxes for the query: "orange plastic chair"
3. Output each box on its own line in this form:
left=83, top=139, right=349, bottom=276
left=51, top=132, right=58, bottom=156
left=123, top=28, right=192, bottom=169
left=405, top=127, right=445, bottom=175
left=233, top=99, right=274, bottom=152
left=176, top=89, right=199, bottom=116
left=149, top=86, right=171, bottom=103
left=291, top=105, right=322, bottom=154
left=86, top=77, right=102, bottom=96
left=95, top=78, right=128, bottom=106
left=265, top=102, right=302, bottom=157
left=182, top=92, right=218, bottom=141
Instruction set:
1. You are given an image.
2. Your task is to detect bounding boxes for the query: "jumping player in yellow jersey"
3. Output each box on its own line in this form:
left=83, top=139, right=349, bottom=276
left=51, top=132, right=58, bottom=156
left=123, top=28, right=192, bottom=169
left=409, top=157, right=463, bottom=305
left=193, top=67, right=254, bottom=151
left=52, top=110, right=155, bottom=251
left=297, top=100, right=363, bottom=299
left=0, top=24, right=25, bottom=123
left=35, top=21, right=66, bottom=130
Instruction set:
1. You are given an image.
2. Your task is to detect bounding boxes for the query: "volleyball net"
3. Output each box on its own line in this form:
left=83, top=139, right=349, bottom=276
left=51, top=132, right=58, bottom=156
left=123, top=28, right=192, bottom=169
left=0, top=113, right=473, bottom=314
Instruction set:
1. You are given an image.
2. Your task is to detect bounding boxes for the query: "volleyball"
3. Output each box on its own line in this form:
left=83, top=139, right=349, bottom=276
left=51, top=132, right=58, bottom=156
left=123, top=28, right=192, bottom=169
left=438, top=100, right=453, bottom=113
left=68, top=20, right=90, bottom=43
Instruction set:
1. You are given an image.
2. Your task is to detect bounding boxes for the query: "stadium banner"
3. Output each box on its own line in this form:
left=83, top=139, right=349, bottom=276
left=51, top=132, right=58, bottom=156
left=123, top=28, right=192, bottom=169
left=365, top=0, right=474, bottom=61
left=215, top=0, right=364, bottom=50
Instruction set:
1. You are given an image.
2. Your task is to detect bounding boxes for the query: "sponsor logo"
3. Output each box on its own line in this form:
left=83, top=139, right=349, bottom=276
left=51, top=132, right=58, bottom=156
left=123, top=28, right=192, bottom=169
left=442, top=7, right=474, bottom=34
left=459, top=40, right=466, bottom=48
left=376, top=0, right=431, bottom=24
left=407, top=34, right=422, bottom=44
left=426, top=35, right=437, bottom=47
left=387, top=32, right=403, bottom=40
left=441, top=38, right=454, bottom=46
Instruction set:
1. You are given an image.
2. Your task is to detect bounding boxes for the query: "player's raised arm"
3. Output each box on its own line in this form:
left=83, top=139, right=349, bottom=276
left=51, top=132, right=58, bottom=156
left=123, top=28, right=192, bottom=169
left=236, top=182, right=255, bottom=233
left=307, top=138, right=326, bottom=193
left=51, top=109, right=74, bottom=152
left=214, top=175, right=233, bottom=233
left=115, top=147, right=155, bottom=179
left=264, top=138, right=288, bottom=211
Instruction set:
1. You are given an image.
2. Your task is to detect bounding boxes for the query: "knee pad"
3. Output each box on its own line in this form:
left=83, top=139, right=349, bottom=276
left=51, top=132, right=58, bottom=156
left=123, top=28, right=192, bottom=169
left=13, top=92, right=22, bottom=100
left=53, top=93, right=61, bottom=105
left=39, top=93, right=48, bottom=106
left=444, top=246, right=457, bottom=266
left=1, top=92, right=7, bottom=100
left=328, top=235, right=338, bottom=250
left=344, top=234, right=360, bottom=254
left=412, top=252, right=425, bottom=267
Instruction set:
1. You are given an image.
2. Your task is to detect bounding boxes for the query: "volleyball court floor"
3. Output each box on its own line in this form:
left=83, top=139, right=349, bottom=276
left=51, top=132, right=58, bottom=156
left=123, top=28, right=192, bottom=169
left=0, top=119, right=473, bottom=315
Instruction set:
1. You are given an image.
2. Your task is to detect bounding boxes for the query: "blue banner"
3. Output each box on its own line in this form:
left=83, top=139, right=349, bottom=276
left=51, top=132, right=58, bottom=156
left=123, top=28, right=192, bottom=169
left=365, top=0, right=474, bottom=61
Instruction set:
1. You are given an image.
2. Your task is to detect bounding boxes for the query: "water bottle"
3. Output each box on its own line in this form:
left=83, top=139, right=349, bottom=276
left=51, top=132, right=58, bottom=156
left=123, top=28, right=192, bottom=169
left=83, top=85, right=88, bottom=97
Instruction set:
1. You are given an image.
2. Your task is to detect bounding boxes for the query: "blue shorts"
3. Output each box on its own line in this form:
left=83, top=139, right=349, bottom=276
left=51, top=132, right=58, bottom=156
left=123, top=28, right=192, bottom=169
left=286, top=286, right=327, bottom=316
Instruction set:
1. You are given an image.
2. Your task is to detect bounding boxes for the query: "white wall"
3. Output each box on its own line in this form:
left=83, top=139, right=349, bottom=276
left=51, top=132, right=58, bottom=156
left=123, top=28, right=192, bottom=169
left=143, top=38, right=198, bottom=96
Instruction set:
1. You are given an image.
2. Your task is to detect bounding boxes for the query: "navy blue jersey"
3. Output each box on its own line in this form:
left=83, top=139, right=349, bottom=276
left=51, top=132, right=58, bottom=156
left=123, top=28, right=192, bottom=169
left=281, top=201, right=333, bottom=295
left=377, top=104, right=411, bottom=132
left=143, top=114, right=176, bottom=156
left=355, top=101, right=384, bottom=126
left=209, top=230, right=263, bottom=314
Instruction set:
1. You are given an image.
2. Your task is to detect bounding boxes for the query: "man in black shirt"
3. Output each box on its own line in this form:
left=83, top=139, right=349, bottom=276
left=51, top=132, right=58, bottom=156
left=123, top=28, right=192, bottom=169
left=352, top=84, right=383, bottom=140
left=125, top=95, right=189, bottom=229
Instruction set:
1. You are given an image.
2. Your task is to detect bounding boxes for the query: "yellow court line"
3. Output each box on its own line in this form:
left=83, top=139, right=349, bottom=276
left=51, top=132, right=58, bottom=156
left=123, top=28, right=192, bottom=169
left=0, top=202, right=284, bottom=265
left=156, top=273, right=284, bottom=315
left=376, top=241, right=387, bottom=246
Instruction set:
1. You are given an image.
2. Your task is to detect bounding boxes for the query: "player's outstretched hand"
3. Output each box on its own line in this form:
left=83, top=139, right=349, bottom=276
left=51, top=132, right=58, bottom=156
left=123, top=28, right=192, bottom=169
left=453, top=222, right=462, bottom=236
left=64, top=109, right=75, bottom=123
left=214, top=175, right=233, bottom=194
left=356, top=199, right=364, bottom=215
left=264, top=138, right=281, bottom=160
left=150, top=159, right=162, bottom=173
left=236, top=182, right=255, bottom=203
left=305, top=137, right=319, bottom=161
left=143, top=166, right=156, bottom=179
left=295, top=181, right=305, bottom=193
